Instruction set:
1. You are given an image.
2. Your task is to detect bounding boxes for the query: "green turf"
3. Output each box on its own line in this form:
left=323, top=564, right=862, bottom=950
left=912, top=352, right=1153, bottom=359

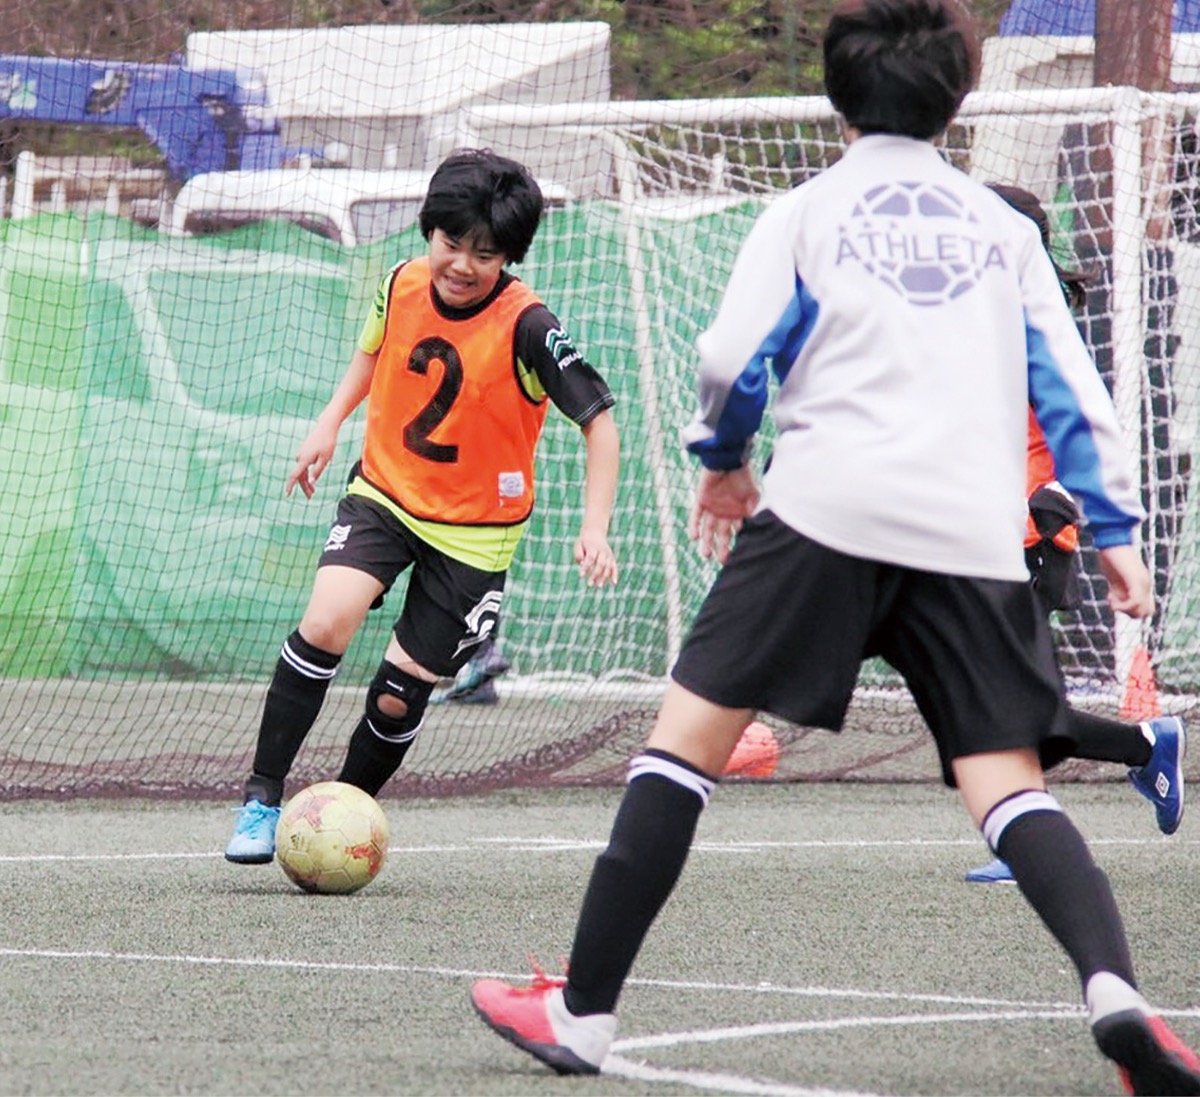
left=0, top=784, right=1196, bottom=1096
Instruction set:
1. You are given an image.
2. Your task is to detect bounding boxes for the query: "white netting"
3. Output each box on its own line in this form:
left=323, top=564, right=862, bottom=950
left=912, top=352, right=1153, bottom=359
left=1, top=33, right=1199, bottom=794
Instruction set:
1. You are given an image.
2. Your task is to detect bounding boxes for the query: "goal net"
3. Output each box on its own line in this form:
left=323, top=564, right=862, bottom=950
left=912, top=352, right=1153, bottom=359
left=2, top=83, right=1199, bottom=797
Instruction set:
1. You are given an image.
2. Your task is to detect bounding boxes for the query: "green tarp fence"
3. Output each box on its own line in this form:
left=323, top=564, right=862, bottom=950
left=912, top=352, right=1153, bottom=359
left=0, top=206, right=755, bottom=686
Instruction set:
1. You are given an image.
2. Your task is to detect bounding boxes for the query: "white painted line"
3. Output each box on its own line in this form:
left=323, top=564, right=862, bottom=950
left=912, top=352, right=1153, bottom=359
left=4, top=945, right=1196, bottom=1020
left=0, top=834, right=1193, bottom=864
left=473, top=836, right=1200, bottom=850
left=612, top=1008, right=1084, bottom=1052
left=0, top=946, right=1195, bottom=1097
left=0, top=947, right=521, bottom=978
left=0, top=947, right=1074, bottom=1009
left=604, top=1052, right=880, bottom=1097
left=621, top=976, right=1079, bottom=1010
left=601, top=1011, right=1086, bottom=1097
left=0, top=850, right=223, bottom=863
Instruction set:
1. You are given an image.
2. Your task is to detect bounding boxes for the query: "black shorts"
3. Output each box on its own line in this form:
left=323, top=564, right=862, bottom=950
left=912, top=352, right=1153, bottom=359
left=318, top=494, right=506, bottom=677
left=671, top=510, right=1073, bottom=786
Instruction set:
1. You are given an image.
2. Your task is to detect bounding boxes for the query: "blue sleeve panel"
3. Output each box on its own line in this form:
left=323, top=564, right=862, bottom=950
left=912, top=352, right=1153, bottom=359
left=687, top=276, right=819, bottom=470
left=1026, top=322, right=1139, bottom=548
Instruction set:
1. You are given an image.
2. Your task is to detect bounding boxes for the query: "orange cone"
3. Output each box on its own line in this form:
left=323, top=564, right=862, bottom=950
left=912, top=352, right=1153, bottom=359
left=1119, top=645, right=1161, bottom=722
left=723, top=720, right=781, bottom=778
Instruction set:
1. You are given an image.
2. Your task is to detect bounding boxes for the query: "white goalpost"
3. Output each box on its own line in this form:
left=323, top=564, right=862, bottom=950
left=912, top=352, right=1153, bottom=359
left=461, top=86, right=1200, bottom=710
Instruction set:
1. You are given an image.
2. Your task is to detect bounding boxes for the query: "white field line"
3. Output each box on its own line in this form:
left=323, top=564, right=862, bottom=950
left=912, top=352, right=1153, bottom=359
left=472, top=836, right=1200, bottom=851
left=3, top=944, right=1199, bottom=1023
left=0, top=834, right=1193, bottom=863
left=612, top=1009, right=1084, bottom=1053
left=602, top=1010, right=1083, bottom=1097
left=0, top=945, right=1077, bottom=1010
left=0, top=845, right=476, bottom=863
left=604, top=1006, right=1200, bottom=1097
left=1, top=947, right=1197, bottom=1097
left=603, top=1052, right=882, bottom=1097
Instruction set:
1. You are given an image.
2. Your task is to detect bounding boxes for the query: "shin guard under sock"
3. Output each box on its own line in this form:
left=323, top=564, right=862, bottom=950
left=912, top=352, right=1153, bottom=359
left=564, top=750, right=716, bottom=1016
left=336, top=718, right=416, bottom=796
left=336, top=661, right=433, bottom=796
left=988, top=791, right=1136, bottom=990
left=247, top=631, right=340, bottom=805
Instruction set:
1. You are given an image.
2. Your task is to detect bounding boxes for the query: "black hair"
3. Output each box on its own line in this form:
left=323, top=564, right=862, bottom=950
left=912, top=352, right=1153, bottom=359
left=987, top=183, right=1093, bottom=309
left=823, top=0, right=980, bottom=140
left=418, top=148, right=543, bottom=264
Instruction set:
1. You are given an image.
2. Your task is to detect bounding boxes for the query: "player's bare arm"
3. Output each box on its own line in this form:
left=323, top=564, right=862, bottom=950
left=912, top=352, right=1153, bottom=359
left=688, top=466, right=760, bottom=564
left=286, top=348, right=378, bottom=499
left=575, top=409, right=619, bottom=587
left=1097, top=543, right=1154, bottom=618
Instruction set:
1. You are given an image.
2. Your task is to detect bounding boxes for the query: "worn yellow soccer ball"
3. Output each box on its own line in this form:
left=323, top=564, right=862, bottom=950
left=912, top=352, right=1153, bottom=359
left=275, top=781, right=389, bottom=894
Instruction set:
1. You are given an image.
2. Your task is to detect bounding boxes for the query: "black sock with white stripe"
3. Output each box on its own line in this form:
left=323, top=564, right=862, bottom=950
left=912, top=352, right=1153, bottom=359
left=563, top=749, right=716, bottom=1017
left=246, top=630, right=341, bottom=805
left=986, top=789, right=1136, bottom=991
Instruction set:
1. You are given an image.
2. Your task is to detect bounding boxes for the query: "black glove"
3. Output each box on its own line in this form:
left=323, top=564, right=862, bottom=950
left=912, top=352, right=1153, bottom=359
left=1028, top=484, right=1080, bottom=543
left=1026, top=485, right=1081, bottom=614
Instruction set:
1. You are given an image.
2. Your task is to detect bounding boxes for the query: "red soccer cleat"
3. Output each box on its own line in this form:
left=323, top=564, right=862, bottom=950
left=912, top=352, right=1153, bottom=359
left=1093, top=1010, right=1200, bottom=1096
left=471, top=964, right=617, bottom=1076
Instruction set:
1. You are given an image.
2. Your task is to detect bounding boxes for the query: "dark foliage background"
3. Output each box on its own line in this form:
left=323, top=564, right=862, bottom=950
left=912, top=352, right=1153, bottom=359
left=2, top=1, right=1008, bottom=99
left=0, top=2, right=1010, bottom=174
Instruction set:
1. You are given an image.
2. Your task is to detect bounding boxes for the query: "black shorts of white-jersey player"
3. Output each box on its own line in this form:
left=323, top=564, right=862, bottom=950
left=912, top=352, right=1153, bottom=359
left=963, top=489, right=1187, bottom=884
left=472, top=503, right=1195, bottom=1092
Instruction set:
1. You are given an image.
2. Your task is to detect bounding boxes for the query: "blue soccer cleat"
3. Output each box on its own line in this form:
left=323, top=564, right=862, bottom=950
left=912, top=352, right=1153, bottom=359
left=224, top=800, right=282, bottom=864
left=964, top=857, right=1015, bottom=884
left=1128, top=716, right=1186, bottom=836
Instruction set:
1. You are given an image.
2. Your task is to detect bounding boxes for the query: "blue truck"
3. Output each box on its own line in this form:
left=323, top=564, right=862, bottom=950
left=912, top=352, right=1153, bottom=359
left=0, top=54, right=299, bottom=180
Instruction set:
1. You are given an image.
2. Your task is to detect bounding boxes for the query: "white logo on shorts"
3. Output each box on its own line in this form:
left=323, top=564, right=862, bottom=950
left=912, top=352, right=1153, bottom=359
left=454, top=590, right=504, bottom=659
left=324, top=523, right=351, bottom=552
left=498, top=471, right=525, bottom=499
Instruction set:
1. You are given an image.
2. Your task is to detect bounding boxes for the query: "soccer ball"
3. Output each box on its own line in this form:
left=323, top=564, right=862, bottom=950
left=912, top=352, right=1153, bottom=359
left=275, top=781, right=389, bottom=895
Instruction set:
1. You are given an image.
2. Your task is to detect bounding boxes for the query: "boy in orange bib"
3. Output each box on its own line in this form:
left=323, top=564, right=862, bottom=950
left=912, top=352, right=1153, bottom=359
left=225, top=149, right=619, bottom=862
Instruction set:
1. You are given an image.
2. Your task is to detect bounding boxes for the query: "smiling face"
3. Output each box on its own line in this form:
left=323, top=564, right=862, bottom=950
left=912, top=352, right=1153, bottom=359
left=427, top=228, right=508, bottom=309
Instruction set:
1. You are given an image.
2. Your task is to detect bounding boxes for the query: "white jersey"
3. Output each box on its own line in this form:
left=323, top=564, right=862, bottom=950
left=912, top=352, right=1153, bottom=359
left=684, top=134, right=1143, bottom=580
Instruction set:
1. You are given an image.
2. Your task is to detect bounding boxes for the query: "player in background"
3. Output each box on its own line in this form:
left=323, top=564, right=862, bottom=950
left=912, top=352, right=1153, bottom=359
left=224, top=148, right=619, bottom=864
left=468, top=1, right=1200, bottom=1092
left=430, top=629, right=511, bottom=704
left=964, top=183, right=1186, bottom=885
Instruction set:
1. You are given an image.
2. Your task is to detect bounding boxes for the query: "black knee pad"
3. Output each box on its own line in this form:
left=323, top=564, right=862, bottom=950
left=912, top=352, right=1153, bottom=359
left=364, top=660, right=434, bottom=743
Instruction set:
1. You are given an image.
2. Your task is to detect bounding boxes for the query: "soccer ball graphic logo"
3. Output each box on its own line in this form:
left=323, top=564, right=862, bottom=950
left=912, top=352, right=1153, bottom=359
left=844, top=181, right=989, bottom=307
left=275, top=781, right=389, bottom=894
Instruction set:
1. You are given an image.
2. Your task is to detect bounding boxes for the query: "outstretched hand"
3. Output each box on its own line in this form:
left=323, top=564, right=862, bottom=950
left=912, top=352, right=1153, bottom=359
left=688, top=466, right=761, bottom=564
left=286, top=421, right=339, bottom=499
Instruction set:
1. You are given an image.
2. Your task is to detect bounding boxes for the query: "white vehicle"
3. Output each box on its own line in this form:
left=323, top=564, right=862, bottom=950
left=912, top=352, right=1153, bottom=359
left=167, top=167, right=571, bottom=247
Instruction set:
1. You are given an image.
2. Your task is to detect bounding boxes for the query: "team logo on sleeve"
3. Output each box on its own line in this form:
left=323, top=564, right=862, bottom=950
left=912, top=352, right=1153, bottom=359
left=545, top=327, right=583, bottom=371
left=836, top=181, right=1006, bottom=306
